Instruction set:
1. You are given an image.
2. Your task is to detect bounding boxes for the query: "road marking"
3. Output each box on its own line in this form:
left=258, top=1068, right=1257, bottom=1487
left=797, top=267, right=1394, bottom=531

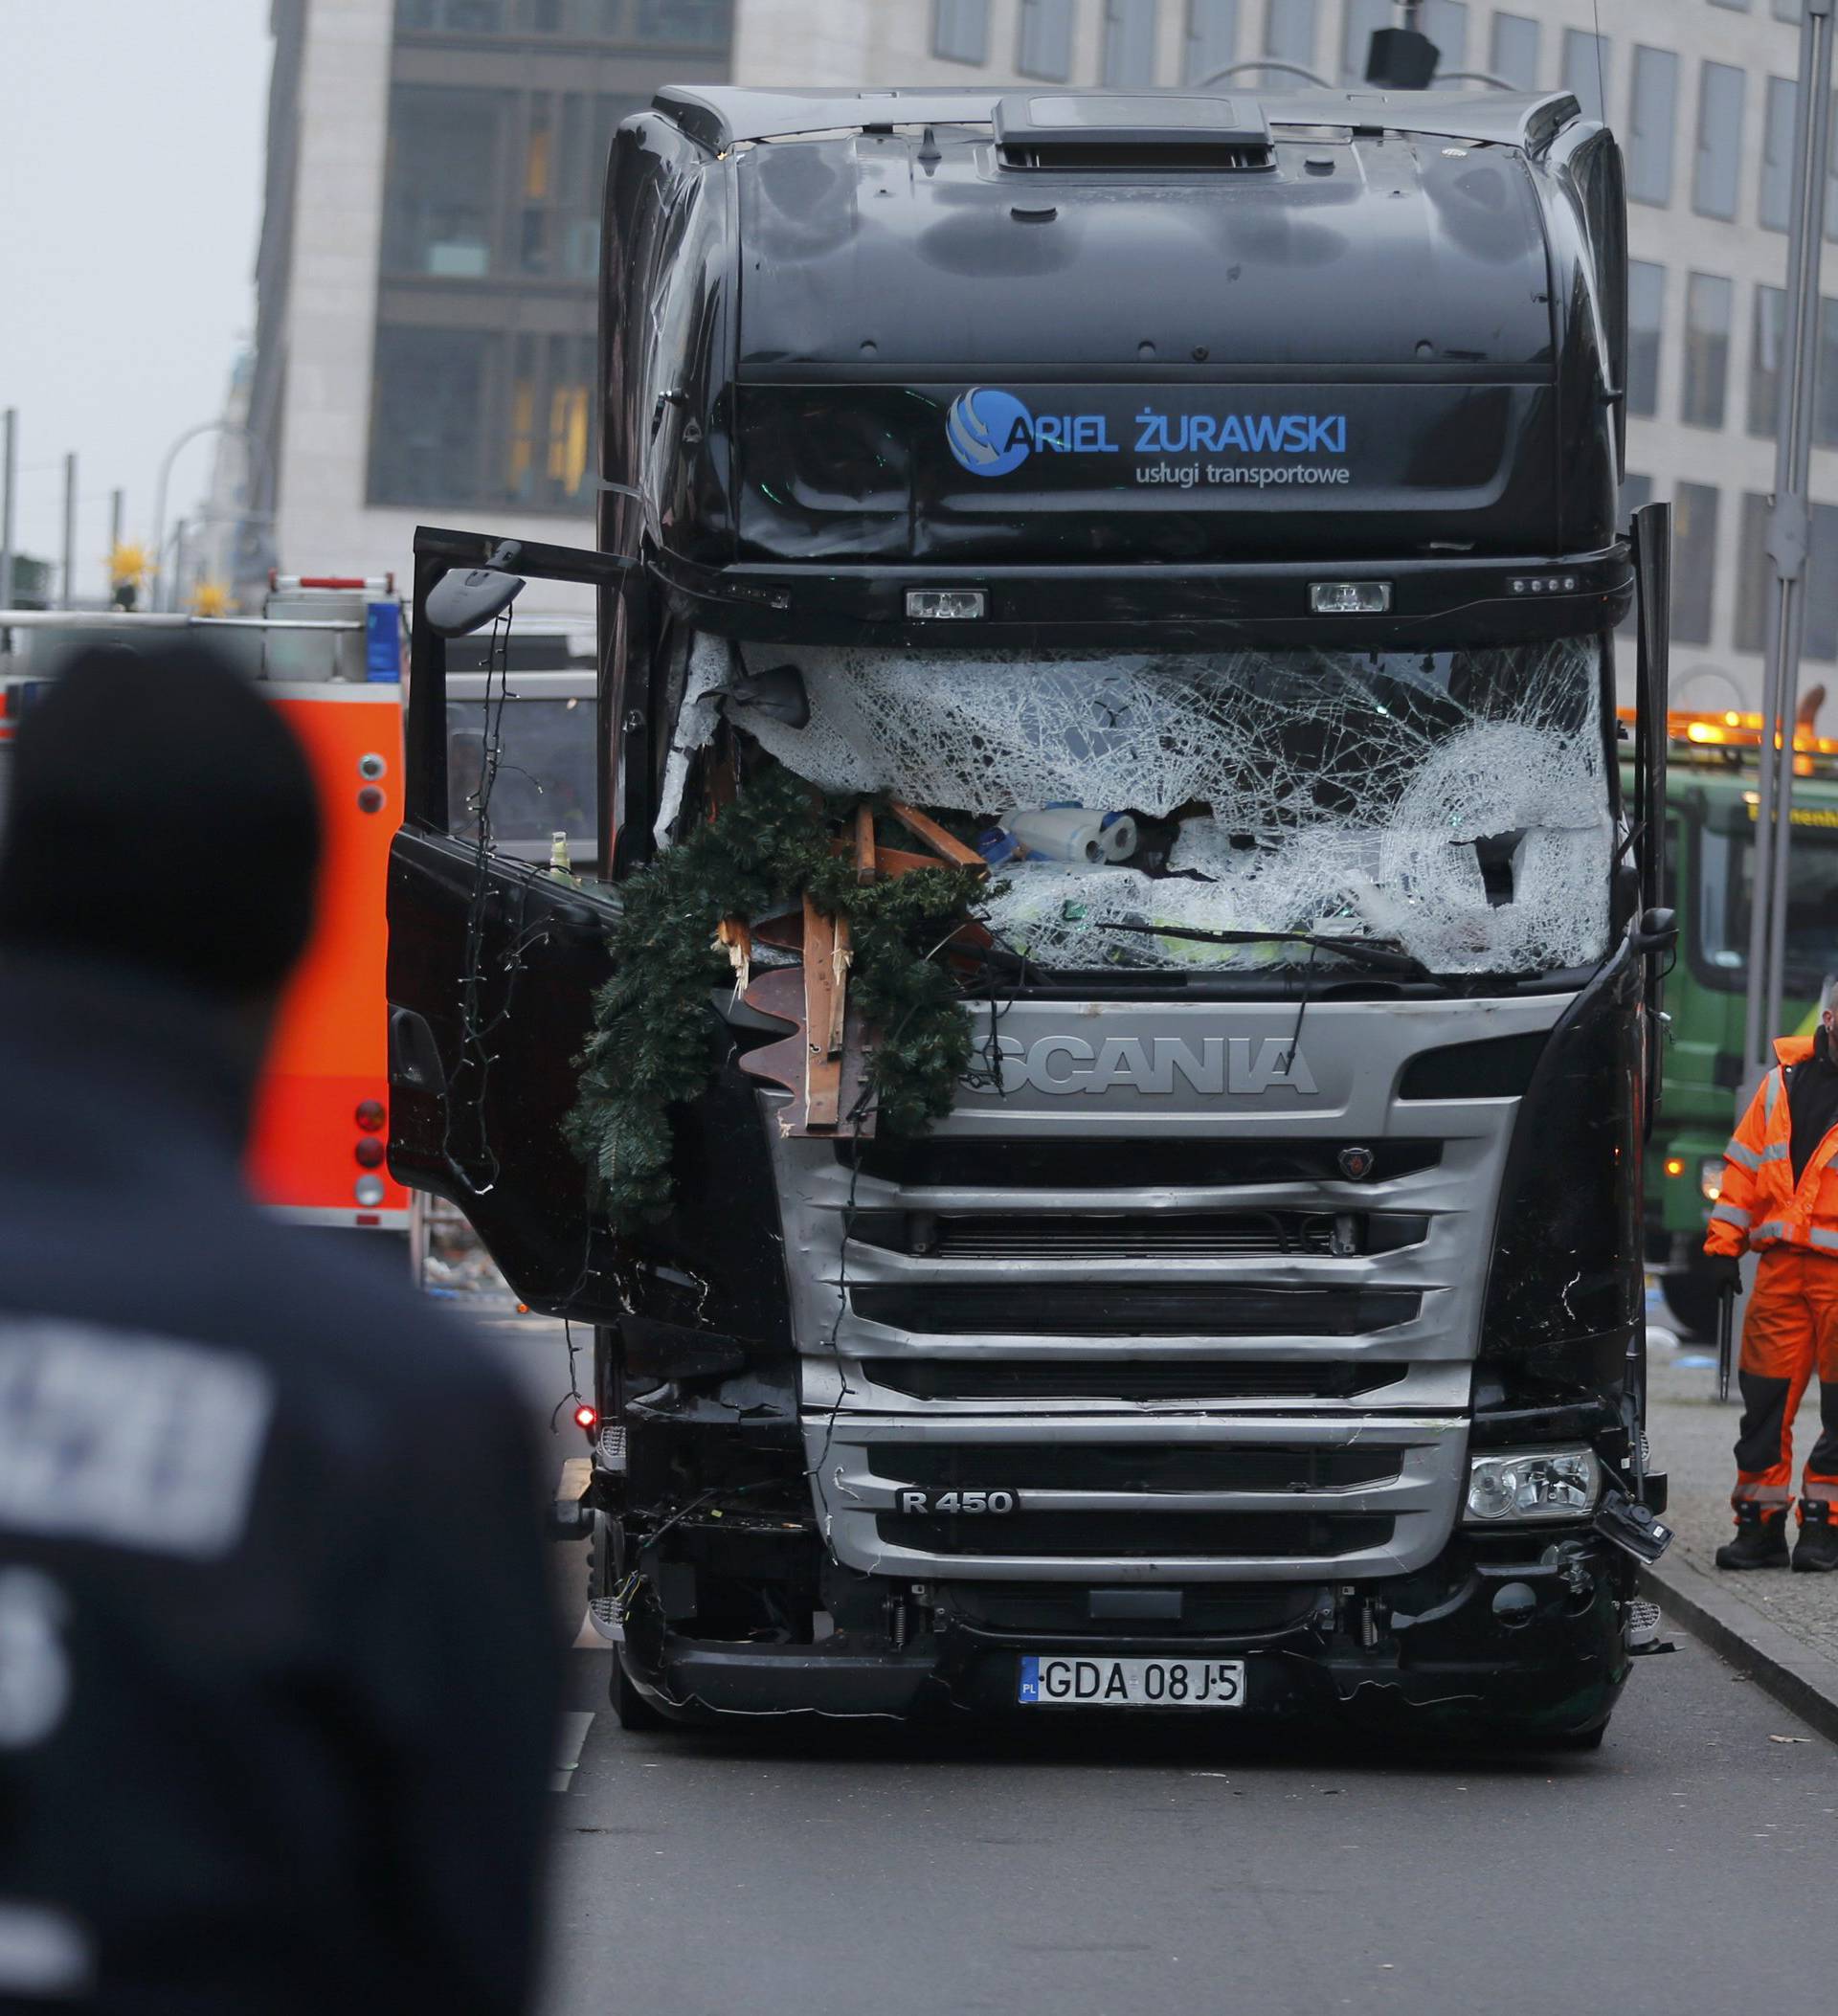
left=550, top=1710, right=594, bottom=1793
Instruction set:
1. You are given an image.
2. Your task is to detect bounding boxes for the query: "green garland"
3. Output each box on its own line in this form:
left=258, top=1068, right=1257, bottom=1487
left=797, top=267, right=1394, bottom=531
left=564, top=759, right=987, bottom=1228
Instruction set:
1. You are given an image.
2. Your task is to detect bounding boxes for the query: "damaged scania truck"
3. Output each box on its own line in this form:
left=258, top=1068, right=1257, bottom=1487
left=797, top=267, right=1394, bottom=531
left=386, top=84, right=1678, bottom=1741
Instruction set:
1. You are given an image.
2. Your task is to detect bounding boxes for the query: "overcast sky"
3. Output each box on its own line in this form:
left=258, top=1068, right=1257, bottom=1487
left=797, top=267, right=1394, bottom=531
left=0, top=1, right=272, bottom=603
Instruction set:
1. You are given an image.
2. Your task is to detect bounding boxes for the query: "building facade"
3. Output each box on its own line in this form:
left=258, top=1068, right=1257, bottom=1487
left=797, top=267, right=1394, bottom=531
left=251, top=0, right=1832, bottom=707
left=249, top=0, right=731, bottom=611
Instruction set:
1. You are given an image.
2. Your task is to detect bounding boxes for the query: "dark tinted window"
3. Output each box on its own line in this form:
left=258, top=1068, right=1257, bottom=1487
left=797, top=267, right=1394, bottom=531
left=369, top=327, right=489, bottom=505
left=446, top=696, right=596, bottom=848
left=1673, top=482, right=1719, bottom=647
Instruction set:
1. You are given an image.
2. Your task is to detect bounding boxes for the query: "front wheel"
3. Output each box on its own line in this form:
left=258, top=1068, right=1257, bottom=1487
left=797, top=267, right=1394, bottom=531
left=1662, top=1271, right=1721, bottom=1340
left=612, top=1654, right=671, bottom=1734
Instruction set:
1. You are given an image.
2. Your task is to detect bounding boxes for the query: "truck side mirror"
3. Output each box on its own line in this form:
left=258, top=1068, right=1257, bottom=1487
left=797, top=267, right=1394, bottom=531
left=1633, top=907, right=1677, bottom=954
left=426, top=566, right=526, bottom=638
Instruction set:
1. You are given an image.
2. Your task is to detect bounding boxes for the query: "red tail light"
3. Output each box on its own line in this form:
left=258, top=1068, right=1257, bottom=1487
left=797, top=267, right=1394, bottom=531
left=573, top=1403, right=598, bottom=1433
left=354, top=1137, right=386, bottom=1169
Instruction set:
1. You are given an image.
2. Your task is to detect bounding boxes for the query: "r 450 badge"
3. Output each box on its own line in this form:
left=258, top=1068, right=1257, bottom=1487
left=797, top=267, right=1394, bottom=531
left=896, top=1489, right=1019, bottom=1515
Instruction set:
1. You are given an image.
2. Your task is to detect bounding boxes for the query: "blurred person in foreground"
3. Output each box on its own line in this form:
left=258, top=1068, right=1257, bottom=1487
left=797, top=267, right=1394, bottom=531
left=0, top=644, right=560, bottom=2012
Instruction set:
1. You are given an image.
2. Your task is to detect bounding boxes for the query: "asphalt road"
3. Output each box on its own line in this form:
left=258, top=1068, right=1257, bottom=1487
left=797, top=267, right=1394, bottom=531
left=473, top=1313, right=1838, bottom=2016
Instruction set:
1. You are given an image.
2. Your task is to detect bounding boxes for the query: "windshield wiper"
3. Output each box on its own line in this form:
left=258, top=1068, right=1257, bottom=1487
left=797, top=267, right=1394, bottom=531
left=1091, top=921, right=1437, bottom=982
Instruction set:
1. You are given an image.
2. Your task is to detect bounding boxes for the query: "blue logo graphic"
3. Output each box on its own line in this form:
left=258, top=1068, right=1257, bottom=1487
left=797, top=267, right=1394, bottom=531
left=947, top=386, right=1033, bottom=478
left=1018, top=1655, right=1042, bottom=1704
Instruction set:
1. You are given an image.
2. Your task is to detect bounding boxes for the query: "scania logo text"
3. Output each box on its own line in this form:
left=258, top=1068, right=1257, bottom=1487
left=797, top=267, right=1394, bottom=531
left=987, top=1034, right=1318, bottom=1097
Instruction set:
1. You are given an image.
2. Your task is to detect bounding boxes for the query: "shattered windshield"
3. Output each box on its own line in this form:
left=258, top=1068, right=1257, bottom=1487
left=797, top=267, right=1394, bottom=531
left=665, top=636, right=1612, bottom=978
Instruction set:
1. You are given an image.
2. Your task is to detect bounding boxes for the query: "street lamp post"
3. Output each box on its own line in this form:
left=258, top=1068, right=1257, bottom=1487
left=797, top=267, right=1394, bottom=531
left=1744, top=0, right=1836, bottom=1076
left=149, top=421, right=276, bottom=614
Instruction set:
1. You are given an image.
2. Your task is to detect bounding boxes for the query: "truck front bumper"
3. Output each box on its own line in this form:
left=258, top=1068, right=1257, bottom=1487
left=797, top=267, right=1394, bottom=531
left=621, top=1534, right=1634, bottom=1738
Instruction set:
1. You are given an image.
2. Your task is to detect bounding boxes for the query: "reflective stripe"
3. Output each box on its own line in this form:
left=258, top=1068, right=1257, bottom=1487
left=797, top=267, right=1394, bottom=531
left=1757, top=1220, right=1787, bottom=1241
left=1760, top=1141, right=1792, bottom=1164
left=1725, top=1139, right=1762, bottom=1172
left=1710, top=1202, right=1753, bottom=1228
left=1810, top=1228, right=1838, bottom=1250
left=1733, top=1482, right=1793, bottom=1504
left=1766, top=1069, right=1782, bottom=1123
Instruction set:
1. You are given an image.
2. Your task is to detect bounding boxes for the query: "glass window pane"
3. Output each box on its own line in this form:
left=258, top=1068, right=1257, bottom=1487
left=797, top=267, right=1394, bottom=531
left=633, top=0, right=731, bottom=45
left=1751, top=284, right=1785, bottom=438
left=1737, top=491, right=1772, bottom=653
left=1776, top=0, right=1804, bottom=19
left=381, top=86, right=501, bottom=277
left=1183, top=0, right=1238, bottom=82
left=1683, top=273, right=1733, bottom=429
left=1423, top=0, right=1466, bottom=72
left=1265, top=0, right=1316, bottom=68
left=1342, top=0, right=1390, bottom=83
left=1626, top=47, right=1676, bottom=206
left=1626, top=258, right=1663, bottom=418
left=1020, top=0, right=1077, bottom=78
left=1819, top=297, right=1838, bottom=450
left=1103, top=0, right=1159, bottom=83
left=1693, top=61, right=1745, bottom=220
left=932, top=0, right=990, bottom=63
left=1810, top=503, right=1838, bottom=661
left=1489, top=12, right=1538, bottom=92
left=370, top=326, right=489, bottom=506
left=1562, top=29, right=1609, bottom=126
left=1762, top=77, right=1798, bottom=232
left=1673, top=482, right=1719, bottom=648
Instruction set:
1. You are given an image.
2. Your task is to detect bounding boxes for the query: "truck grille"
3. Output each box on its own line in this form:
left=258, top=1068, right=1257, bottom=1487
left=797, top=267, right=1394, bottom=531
left=851, top=1284, right=1421, bottom=1336
left=838, top=1135, right=1442, bottom=1190
left=864, top=1443, right=1404, bottom=1493
left=878, top=1511, right=1394, bottom=1559
left=847, top=1210, right=1429, bottom=1261
left=859, top=1358, right=1408, bottom=1402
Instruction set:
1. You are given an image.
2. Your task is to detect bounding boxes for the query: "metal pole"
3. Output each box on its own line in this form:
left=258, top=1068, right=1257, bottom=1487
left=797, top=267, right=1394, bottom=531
left=150, top=420, right=277, bottom=615
left=1746, top=0, right=1835, bottom=1073
left=59, top=454, right=77, bottom=610
left=0, top=409, right=15, bottom=613
left=109, top=488, right=123, bottom=555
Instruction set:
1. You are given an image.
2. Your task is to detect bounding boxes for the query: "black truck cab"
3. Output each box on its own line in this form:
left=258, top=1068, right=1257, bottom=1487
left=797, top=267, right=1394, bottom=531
left=387, top=85, right=1672, bottom=1738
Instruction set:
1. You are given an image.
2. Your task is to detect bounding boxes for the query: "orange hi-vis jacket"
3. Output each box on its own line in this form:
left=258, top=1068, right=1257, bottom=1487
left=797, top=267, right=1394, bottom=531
left=1704, top=1036, right=1838, bottom=1261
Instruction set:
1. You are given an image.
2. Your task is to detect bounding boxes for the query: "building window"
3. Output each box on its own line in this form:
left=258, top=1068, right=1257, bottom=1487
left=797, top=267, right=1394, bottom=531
left=1820, top=298, right=1838, bottom=448
left=1737, top=491, right=1771, bottom=653
left=1341, top=0, right=1389, bottom=84
left=1183, top=0, right=1238, bottom=82
left=370, top=326, right=490, bottom=506
left=1627, top=259, right=1663, bottom=418
left=381, top=87, right=503, bottom=278
left=1693, top=62, right=1745, bottom=221
left=1103, top=0, right=1159, bottom=83
left=1422, top=0, right=1466, bottom=73
left=1265, top=0, right=1316, bottom=69
left=1019, top=0, right=1076, bottom=78
left=1762, top=77, right=1797, bottom=232
left=1812, top=504, right=1838, bottom=661
left=1626, top=47, right=1676, bottom=207
left=1710, top=0, right=1750, bottom=10
left=932, top=0, right=989, bottom=63
left=395, top=0, right=507, bottom=27
left=505, top=333, right=595, bottom=507
left=1776, top=0, right=1803, bottom=18
left=1489, top=12, right=1538, bottom=93
left=1751, top=284, right=1785, bottom=437
left=632, top=0, right=732, bottom=45
left=1672, top=482, right=1719, bottom=648
left=1561, top=29, right=1609, bottom=127
left=395, top=0, right=732, bottom=34
left=1683, top=275, right=1733, bottom=429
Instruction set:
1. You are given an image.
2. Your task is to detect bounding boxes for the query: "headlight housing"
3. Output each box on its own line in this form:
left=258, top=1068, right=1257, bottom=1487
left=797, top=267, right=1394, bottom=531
left=1699, top=1156, right=1723, bottom=1204
left=1464, top=1447, right=1602, bottom=1525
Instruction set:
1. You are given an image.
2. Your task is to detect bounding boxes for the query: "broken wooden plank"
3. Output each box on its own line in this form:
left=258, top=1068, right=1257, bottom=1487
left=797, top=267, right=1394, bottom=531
left=885, top=799, right=985, bottom=869
left=802, top=894, right=845, bottom=1129
left=854, top=802, right=877, bottom=885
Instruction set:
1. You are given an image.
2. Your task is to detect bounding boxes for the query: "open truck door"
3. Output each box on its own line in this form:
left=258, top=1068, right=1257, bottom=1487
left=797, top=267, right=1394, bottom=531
left=1631, top=500, right=1673, bottom=1138
left=386, top=526, right=630, bottom=1317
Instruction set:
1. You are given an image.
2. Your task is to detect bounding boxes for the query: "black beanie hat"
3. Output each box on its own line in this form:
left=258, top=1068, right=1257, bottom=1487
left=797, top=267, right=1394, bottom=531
left=0, top=641, right=323, bottom=998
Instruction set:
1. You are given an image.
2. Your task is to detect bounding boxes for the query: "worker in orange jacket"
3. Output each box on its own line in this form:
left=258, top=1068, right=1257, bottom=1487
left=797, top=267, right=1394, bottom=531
left=1704, top=976, right=1838, bottom=1571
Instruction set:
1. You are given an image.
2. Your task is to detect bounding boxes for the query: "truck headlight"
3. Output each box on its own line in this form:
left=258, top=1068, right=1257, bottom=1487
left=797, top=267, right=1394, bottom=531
left=1699, top=1156, right=1723, bottom=1204
left=1464, top=1448, right=1602, bottom=1524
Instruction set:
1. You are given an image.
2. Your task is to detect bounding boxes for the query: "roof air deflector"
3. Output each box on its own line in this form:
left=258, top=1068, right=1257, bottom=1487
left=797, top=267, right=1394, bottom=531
left=994, top=91, right=1275, bottom=170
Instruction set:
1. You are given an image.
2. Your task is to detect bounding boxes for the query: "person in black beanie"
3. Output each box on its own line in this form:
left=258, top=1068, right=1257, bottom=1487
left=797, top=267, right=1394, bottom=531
left=0, top=641, right=560, bottom=2013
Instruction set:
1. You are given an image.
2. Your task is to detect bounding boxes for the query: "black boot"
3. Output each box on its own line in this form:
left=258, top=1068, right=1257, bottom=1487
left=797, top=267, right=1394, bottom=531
left=1715, top=1503, right=1790, bottom=1569
left=1793, top=1502, right=1838, bottom=1573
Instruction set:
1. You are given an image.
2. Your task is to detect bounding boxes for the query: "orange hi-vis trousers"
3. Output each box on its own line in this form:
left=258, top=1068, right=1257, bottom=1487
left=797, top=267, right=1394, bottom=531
left=1733, top=1247, right=1838, bottom=1516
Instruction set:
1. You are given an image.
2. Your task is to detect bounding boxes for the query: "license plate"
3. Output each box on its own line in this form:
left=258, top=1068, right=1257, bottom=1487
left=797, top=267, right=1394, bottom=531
left=1018, top=1654, right=1245, bottom=1709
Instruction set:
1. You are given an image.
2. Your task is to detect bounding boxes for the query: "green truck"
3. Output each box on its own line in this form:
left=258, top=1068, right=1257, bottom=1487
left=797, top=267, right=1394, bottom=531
left=1640, top=715, right=1838, bottom=1334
